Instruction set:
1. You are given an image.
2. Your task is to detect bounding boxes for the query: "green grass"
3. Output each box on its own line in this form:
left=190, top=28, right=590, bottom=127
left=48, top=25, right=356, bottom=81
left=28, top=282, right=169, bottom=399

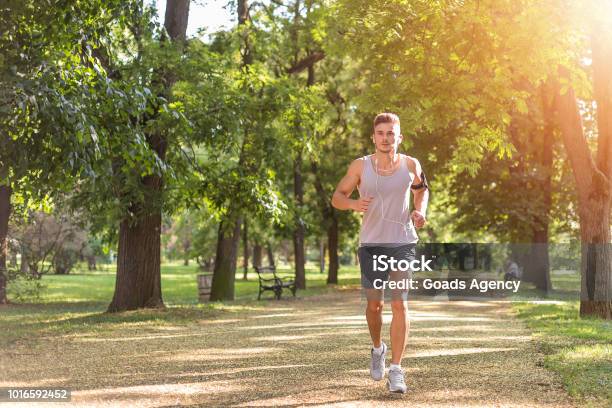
left=513, top=301, right=612, bottom=407
left=8, top=262, right=362, bottom=305
left=509, top=271, right=582, bottom=301
left=1, top=262, right=362, bottom=350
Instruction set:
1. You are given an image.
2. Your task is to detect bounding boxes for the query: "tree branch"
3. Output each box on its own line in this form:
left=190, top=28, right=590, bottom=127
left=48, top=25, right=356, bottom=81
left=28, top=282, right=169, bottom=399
left=286, top=51, right=325, bottom=74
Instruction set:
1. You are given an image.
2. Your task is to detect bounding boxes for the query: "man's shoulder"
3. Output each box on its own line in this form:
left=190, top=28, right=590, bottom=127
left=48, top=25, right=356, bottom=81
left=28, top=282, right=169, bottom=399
left=348, top=156, right=367, bottom=173
left=401, top=154, right=421, bottom=172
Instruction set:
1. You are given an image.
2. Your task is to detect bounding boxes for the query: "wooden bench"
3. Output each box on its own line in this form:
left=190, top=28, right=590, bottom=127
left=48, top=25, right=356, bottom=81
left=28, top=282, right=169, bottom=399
left=254, top=266, right=297, bottom=300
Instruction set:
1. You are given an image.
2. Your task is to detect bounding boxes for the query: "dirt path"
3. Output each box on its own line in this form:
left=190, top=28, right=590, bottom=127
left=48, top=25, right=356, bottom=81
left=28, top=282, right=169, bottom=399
left=2, top=290, right=575, bottom=407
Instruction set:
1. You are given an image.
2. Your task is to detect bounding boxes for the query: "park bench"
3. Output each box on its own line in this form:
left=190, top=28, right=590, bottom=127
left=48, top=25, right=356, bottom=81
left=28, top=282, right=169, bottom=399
left=254, top=266, right=297, bottom=300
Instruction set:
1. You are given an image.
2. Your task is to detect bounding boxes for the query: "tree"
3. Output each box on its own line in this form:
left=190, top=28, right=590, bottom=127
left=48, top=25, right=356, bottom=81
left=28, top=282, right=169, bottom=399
left=552, top=41, right=612, bottom=318
left=107, top=0, right=191, bottom=312
left=266, top=0, right=329, bottom=289
left=208, top=0, right=289, bottom=300
left=209, top=0, right=252, bottom=301
left=0, top=0, right=127, bottom=303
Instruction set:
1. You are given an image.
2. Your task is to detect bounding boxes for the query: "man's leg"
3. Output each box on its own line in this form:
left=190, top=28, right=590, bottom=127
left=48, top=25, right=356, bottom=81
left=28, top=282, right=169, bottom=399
left=365, top=297, right=384, bottom=347
left=359, top=247, right=389, bottom=381
left=389, top=299, right=409, bottom=364
left=387, top=267, right=410, bottom=393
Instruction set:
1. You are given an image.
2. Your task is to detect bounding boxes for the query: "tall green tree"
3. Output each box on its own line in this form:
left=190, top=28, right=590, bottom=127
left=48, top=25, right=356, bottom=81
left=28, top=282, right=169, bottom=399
left=106, top=0, right=191, bottom=311
left=208, top=0, right=288, bottom=300
left=0, top=0, right=127, bottom=304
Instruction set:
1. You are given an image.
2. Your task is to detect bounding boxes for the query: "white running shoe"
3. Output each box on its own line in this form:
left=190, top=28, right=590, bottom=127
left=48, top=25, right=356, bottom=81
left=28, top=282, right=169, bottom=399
left=369, top=342, right=387, bottom=381
left=388, top=366, right=407, bottom=393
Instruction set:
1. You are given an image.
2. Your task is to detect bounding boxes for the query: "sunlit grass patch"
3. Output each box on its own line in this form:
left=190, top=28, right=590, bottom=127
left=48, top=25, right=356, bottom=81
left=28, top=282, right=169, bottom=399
left=513, top=301, right=611, bottom=407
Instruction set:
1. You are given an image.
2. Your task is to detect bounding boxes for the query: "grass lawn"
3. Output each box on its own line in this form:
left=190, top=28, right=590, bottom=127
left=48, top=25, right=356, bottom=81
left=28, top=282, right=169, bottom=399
left=8, top=262, right=362, bottom=305
left=513, top=301, right=611, bottom=407
left=510, top=270, right=610, bottom=407
left=1, top=262, right=362, bottom=350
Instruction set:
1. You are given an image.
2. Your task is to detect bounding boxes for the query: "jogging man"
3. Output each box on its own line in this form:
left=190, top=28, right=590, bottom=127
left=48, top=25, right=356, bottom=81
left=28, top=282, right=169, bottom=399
left=331, top=112, right=429, bottom=393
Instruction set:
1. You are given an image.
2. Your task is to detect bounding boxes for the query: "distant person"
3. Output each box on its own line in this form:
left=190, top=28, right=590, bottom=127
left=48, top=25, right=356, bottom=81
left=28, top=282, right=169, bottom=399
left=503, top=259, right=521, bottom=282
left=331, top=112, right=429, bottom=394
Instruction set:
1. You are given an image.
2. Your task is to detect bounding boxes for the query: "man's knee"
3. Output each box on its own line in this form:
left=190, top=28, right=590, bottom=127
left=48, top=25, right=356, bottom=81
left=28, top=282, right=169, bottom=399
left=366, top=301, right=384, bottom=314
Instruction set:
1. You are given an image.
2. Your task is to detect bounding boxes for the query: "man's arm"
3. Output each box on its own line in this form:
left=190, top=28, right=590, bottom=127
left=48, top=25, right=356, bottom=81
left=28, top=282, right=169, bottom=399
left=409, top=157, right=429, bottom=227
left=331, top=159, right=373, bottom=212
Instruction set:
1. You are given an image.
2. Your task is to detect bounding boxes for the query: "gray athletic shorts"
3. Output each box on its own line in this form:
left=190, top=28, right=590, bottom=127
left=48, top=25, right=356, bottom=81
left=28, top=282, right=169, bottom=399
left=358, top=244, right=416, bottom=301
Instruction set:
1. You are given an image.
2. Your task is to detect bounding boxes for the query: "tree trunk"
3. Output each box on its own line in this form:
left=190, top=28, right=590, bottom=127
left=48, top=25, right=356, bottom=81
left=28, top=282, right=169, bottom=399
left=310, top=159, right=339, bottom=284
left=266, top=242, right=275, bottom=267
left=525, top=90, right=554, bottom=293
left=242, top=219, right=248, bottom=280
left=210, top=215, right=242, bottom=301
left=20, top=242, right=28, bottom=274
left=327, top=211, right=339, bottom=284
left=252, top=241, right=262, bottom=268
left=108, top=214, right=164, bottom=311
left=293, top=151, right=306, bottom=289
left=237, top=0, right=253, bottom=66
left=182, top=238, right=191, bottom=266
left=87, top=255, right=97, bottom=271
left=164, top=0, right=190, bottom=43
left=9, top=250, right=17, bottom=268
left=107, top=0, right=189, bottom=312
left=319, top=239, right=325, bottom=273
left=0, top=183, right=10, bottom=305
left=553, top=60, right=612, bottom=318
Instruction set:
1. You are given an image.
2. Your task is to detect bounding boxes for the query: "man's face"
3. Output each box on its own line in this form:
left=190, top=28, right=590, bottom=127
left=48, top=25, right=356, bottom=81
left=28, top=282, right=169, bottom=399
left=372, top=122, right=402, bottom=153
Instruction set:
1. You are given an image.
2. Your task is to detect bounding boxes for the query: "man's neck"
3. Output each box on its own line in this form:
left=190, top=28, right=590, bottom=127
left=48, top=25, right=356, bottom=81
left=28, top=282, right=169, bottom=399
left=374, top=150, right=400, bottom=169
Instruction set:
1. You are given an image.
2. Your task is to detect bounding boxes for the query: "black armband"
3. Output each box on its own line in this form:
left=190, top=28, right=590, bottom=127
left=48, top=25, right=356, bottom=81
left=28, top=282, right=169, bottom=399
left=410, top=171, right=429, bottom=191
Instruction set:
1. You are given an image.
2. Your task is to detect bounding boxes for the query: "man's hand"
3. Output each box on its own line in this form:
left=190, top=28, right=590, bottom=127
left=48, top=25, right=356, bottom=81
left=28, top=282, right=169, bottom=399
left=352, top=197, right=374, bottom=212
left=411, top=210, right=426, bottom=228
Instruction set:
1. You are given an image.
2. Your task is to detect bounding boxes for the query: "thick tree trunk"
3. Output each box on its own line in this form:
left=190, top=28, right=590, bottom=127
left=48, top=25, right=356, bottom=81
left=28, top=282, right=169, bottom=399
left=164, top=0, right=190, bottom=43
left=242, top=219, right=248, bottom=279
left=107, top=0, right=189, bottom=312
left=210, top=215, right=242, bottom=301
left=252, top=241, right=262, bottom=268
left=553, top=61, right=612, bottom=318
left=108, top=213, right=164, bottom=311
left=0, top=183, right=10, bottom=305
left=581, top=26, right=612, bottom=318
left=327, top=211, right=339, bottom=284
left=293, top=151, right=306, bottom=289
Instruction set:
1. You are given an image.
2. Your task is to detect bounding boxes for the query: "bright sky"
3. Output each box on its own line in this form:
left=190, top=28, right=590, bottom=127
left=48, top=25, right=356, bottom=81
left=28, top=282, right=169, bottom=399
left=153, top=0, right=235, bottom=38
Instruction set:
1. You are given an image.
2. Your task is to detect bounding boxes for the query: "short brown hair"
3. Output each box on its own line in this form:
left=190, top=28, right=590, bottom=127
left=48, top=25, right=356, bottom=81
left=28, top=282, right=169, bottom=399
left=373, top=112, right=400, bottom=130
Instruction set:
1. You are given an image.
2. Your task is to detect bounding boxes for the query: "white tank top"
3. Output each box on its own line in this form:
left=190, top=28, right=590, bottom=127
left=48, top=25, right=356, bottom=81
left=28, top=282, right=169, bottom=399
left=357, top=154, right=419, bottom=246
